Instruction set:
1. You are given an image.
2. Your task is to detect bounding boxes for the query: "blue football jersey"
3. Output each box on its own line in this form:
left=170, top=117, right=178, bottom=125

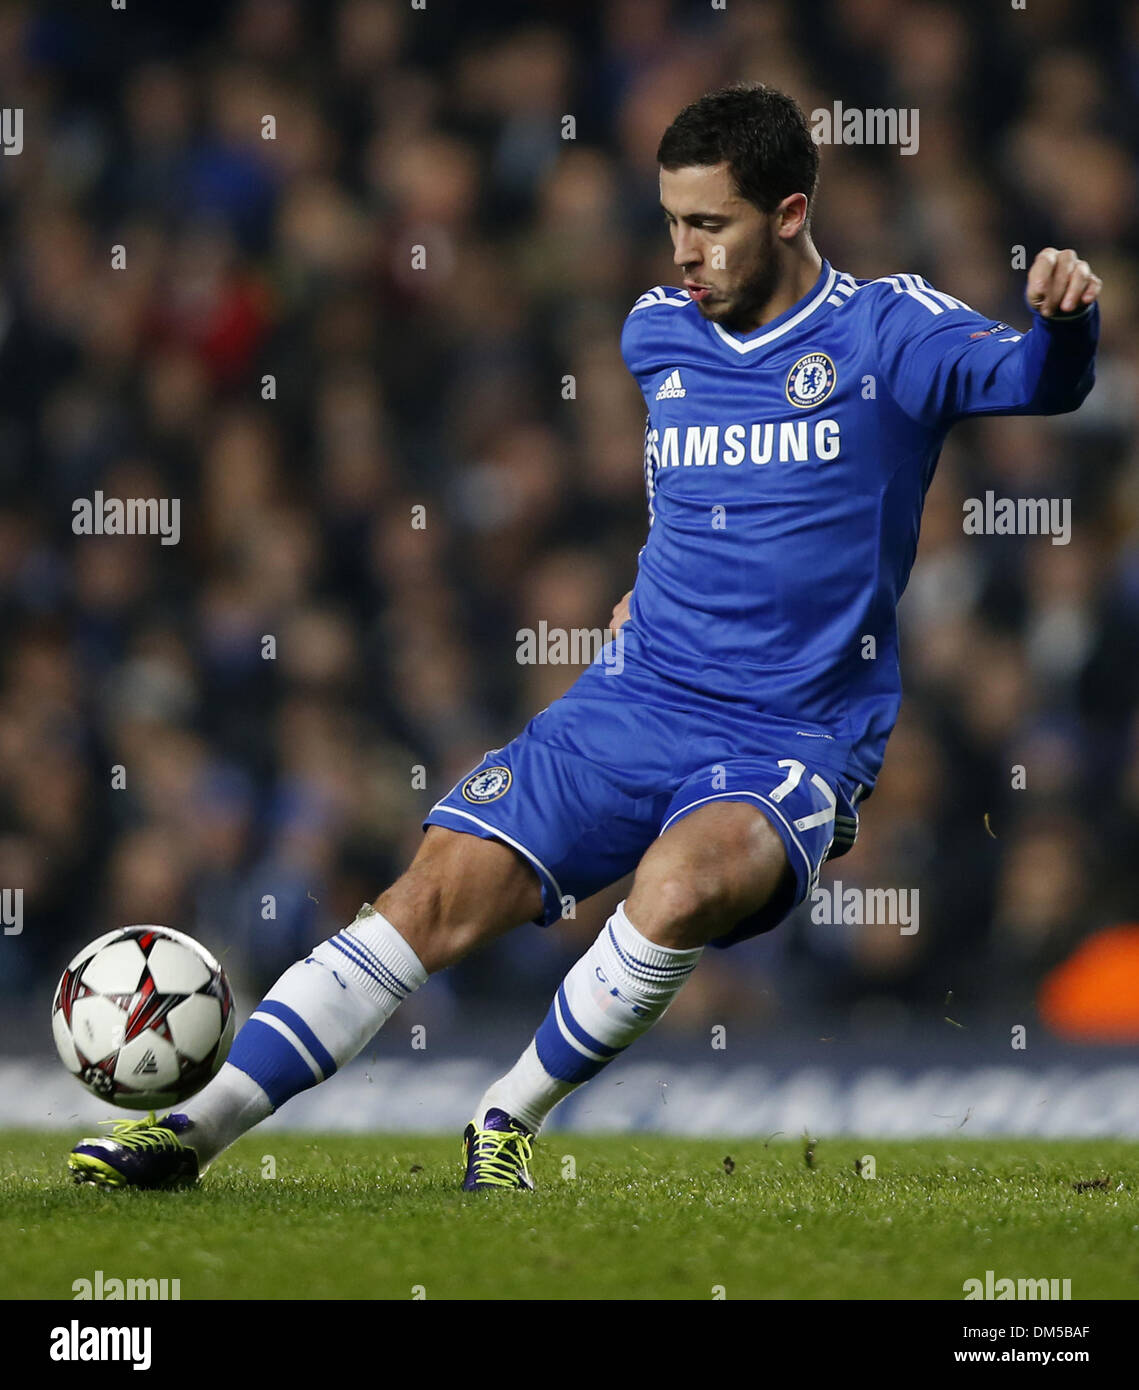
left=621, top=261, right=1098, bottom=792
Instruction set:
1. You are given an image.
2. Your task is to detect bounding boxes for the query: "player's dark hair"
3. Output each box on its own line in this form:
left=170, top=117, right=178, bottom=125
left=657, top=83, right=819, bottom=218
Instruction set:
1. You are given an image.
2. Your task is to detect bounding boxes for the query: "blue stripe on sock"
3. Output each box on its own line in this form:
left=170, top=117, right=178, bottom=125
left=329, top=935, right=402, bottom=997
left=227, top=1018, right=319, bottom=1109
left=256, top=1000, right=337, bottom=1079
left=555, top=984, right=621, bottom=1058
left=330, top=934, right=407, bottom=999
left=340, top=929, right=412, bottom=995
left=534, top=999, right=612, bottom=1083
left=607, top=924, right=693, bottom=978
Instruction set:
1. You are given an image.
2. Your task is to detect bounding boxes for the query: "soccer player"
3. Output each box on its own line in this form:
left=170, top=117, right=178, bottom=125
left=70, top=84, right=1100, bottom=1191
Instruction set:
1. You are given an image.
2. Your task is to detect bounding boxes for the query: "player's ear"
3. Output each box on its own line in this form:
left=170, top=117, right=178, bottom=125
left=776, top=192, right=809, bottom=240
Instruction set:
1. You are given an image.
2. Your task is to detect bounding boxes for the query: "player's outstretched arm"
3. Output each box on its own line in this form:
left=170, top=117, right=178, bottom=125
left=873, top=251, right=1102, bottom=426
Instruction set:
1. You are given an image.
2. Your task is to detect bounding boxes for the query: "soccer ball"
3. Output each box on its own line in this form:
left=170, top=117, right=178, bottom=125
left=52, top=925, right=234, bottom=1110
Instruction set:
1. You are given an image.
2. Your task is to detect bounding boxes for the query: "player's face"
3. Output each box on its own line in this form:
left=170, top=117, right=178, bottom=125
left=660, top=163, right=781, bottom=331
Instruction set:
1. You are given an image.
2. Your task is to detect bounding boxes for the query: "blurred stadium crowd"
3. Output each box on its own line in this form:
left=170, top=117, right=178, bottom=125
left=1, top=0, right=1137, bottom=1048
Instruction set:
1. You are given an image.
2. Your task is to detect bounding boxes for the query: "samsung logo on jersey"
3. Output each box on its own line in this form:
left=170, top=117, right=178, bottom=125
left=649, top=420, right=841, bottom=469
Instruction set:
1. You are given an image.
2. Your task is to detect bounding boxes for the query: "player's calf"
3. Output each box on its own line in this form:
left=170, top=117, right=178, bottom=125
left=375, top=825, right=542, bottom=971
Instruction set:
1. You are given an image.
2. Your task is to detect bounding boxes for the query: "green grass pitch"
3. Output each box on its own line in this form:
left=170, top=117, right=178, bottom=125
left=2, top=1132, right=1136, bottom=1300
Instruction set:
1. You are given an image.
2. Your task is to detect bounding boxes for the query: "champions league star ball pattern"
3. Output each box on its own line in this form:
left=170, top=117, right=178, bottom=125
left=52, top=926, right=234, bottom=1110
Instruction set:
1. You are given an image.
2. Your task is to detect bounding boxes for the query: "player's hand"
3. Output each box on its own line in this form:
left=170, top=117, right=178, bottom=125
left=1026, top=248, right=1102, bottom=318
left=609, top=590, right=632, bottom=634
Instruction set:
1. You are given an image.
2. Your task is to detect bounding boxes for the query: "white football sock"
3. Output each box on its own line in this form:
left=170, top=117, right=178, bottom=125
left=474, top=900, right=702, bottom=1133
left=176, top=904, right=427, bottom=1167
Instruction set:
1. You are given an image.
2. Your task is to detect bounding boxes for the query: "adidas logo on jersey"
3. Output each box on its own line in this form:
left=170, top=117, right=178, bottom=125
left=655, top=370, right=686, bottom=400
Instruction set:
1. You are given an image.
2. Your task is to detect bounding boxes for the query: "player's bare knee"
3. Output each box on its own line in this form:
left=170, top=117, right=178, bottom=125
left=628, top=867, right=732, bottom=947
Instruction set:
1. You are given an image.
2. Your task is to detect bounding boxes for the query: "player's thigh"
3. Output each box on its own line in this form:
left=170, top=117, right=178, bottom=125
left=625, top=800, right=791, bottom=949
left=373, top=826, right=544, bottom=970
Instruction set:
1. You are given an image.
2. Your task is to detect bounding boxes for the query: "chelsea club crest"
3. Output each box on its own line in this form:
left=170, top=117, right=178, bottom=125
left=785, top=352, right=837, bottom=408
left=462, top=766, right=512, bottom=803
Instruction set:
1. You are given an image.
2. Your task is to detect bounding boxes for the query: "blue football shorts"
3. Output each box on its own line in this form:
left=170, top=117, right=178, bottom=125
left=423, top=642, right=864, bottom=949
